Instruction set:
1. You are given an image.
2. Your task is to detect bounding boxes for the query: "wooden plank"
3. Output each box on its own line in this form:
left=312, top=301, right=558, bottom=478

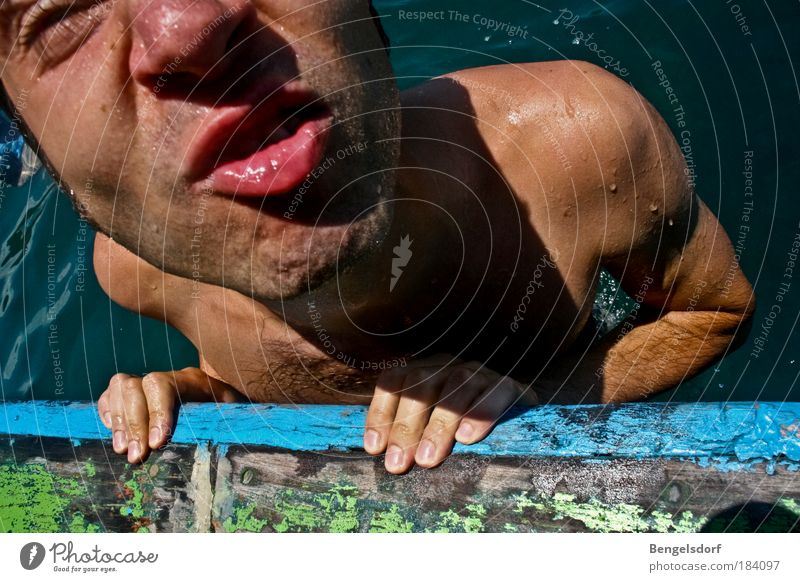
left=1, top=400, right=800, bottom=532
left=0, top=436, right=204, bottom=533
left=213, top=447, right=800, bottom=533
left=4, top=401, right=800, bottom=461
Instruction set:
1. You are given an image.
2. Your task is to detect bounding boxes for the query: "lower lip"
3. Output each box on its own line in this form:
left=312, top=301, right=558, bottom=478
left=203, top=116, right=332, bottom=198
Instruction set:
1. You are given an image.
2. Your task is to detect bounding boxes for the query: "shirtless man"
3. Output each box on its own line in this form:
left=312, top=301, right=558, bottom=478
left=1, top=0, right=754, bottom=474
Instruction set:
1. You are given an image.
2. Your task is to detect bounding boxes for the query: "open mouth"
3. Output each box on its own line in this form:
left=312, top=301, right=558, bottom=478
left=185, top=82, right=333, bottom=198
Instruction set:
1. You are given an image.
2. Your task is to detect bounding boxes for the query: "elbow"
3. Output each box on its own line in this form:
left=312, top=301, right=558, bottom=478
left=726, top=291, right=756, bottom=354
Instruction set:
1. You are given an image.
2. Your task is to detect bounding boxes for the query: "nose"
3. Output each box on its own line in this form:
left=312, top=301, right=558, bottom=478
left=128, top=0, right=254, bottom=87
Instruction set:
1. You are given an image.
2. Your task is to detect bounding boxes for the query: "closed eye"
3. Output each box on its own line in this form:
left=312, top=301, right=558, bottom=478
left=19, top=0, right=109, bottom=65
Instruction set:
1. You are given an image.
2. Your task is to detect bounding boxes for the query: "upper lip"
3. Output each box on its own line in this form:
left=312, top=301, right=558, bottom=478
left=183, top=79, right=331, bottom=182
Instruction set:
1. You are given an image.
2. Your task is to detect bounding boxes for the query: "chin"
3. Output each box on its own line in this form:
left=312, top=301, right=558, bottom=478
left=246, top=200, right=392, bottom=302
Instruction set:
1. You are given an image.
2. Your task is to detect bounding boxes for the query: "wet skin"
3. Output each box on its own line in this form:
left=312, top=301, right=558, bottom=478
left=95, top=61, right=754, bottom=473
left=0, top=1, right=754, bottom=473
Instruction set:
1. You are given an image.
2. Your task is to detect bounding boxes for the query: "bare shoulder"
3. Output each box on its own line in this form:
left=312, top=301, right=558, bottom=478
left=436, top=60, right=645, bottom=116
left=432, top=60, right=684, bottom=187
left=432, top=61, right=689, bottom=238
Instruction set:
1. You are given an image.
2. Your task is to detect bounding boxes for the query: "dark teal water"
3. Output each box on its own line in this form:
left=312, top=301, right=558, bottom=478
left=1, top=0, right=798, bottom=402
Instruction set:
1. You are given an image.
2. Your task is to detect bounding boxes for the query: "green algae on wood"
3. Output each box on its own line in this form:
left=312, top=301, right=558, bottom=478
left=519, top=492, right=707, bottom=533
left=223, top=504, right=270, bottom=533
left=0, top=464, right=101, bottom=533
left=69, top=512, right=102, bottom=533
left=272, top=484, right=361, bottom=533
left=118, top=464, right=160, bottom=532
left=369, top=505, right=415, bottom=533
left=84, top=461, right=97, bottom=478
left=428, top=504, right=487, bottom=533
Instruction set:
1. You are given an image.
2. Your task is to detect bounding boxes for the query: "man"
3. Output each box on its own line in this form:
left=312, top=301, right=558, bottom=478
left=1, top=0, right=754, bottom=474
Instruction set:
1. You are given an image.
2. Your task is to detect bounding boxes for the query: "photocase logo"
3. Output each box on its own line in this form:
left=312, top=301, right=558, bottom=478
left=19, top=542, right=46, bottom=570
left=390, top=234, right=413, bottom=292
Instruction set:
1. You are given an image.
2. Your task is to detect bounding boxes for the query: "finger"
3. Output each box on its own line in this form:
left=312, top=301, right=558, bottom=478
left=414, top=368, right=486, bottom=468
left=140, top=372, right=179, bottom=450
left=119, top=375, right=150, bottom=464
left=108, top=374, right=131, bottom=456
left=455, top=376, right=523, bottom=445
left=97, top=390, right=112, bottom=429
left=363, top=370, right=403, bottom=455
left=385, top=369, right=447, bottom=474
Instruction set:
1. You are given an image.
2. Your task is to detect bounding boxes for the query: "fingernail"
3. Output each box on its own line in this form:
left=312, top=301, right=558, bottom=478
left=456, top=422, right=474, bottom=442
left=364, top=429, right=380, bottom=452
left=385, top=445, right=403, bottom=470
left=417, top=439, right=436, bottom=463
left=103, top=412, right=112, bottom=427
left=128, top=440, right=141, bottom=463
left=113, top=431, right=126, bottom=452
left=149, top=427, right=162, bottom=448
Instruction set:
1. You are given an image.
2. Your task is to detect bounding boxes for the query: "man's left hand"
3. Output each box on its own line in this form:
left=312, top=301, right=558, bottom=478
left=363, top=355, right=538, bottom=474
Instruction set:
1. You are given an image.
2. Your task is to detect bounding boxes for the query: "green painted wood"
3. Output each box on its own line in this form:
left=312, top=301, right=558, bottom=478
left=2, top=436, right=798, bottom=533
left=3, top=401, right=800, bottom=533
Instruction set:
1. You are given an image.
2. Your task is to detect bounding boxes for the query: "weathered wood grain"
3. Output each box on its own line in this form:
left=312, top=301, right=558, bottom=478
left=0, top=436, right=202, bottom=532
left=1, top=401, right=799, bottom=533
left=213, top=447, right=800, bottom=532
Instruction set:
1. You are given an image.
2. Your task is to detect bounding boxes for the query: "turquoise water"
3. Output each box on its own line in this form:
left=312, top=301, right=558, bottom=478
left=0, top=0, right=798, bottom=402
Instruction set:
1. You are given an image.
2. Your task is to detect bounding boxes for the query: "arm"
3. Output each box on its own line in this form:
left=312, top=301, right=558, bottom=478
left=533, top=74, right=755, bottom=404
left=537, top=199, right=754, bottom=404
left=93, top=231, right=377, bottom=404
left=93, top=232, right=378, bottom=464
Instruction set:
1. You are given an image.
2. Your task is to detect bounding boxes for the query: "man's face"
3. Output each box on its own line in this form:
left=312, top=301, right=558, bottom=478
left=0, top=0, right=400, bottom=300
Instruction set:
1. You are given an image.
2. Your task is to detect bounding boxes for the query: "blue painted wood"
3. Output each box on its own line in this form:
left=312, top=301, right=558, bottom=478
left=2, top=400, right=800, bottom=463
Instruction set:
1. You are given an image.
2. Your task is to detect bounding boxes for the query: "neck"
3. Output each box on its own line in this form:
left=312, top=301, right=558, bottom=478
left=273, top=92, right=491, bottom=356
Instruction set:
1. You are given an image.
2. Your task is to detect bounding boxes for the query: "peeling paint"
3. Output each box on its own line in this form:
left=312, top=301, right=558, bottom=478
left=316, top=485, right=360, bottom=533
left=429, top=504, right=487, bottom=533
left=273, top=484, right=361, bottom=533
left=84, top=461, right=96, bottom=478
left=537, top=493, right=706, bottom=532
left=5, top=401, right=800, bottom=463
left=69, top=513, right=102, bottom=533
left=223, top=504, right=269, bottom=533
left=0, top=464, right=99, bottom=533
left=272, top=497, right=321, bottom=533
left=120, top=476, right=146, bottom=519
left=118, top=466, right=156, bottom=532
left=369, top=505, right=414, bottom=533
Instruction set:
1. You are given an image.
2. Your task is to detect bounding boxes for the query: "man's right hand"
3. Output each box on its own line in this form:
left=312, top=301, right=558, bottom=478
left=97, top=367, right=244, bottom=464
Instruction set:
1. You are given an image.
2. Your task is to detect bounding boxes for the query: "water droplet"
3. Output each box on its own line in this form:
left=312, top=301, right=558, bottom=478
left=668, top=218, right=674, bottom=226
left=609, top=183, right=618, bottom=193
left=649, top=203, right=658, bottom=213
